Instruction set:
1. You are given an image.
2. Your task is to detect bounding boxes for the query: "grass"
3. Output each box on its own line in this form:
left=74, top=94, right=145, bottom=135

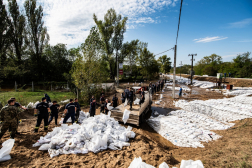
left=0, top=91, right=75, bottom=106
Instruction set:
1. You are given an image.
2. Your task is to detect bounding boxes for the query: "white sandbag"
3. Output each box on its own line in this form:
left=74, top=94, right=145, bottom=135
left=128, top=157, right=155, bottom=168
left=180, top=160, right=204, bottom=168
left=159, top=162, right=169, bottom=168
left=122, top=109, right=131, bottom=124
left=0, top=155, right=11, bottom=162
left=38, top=144, right=51, bottom=151
left=0, top=139, right=15, bottom=160
left=124, top=99, right=128, bottom=107
left=107, top=103, right=114, bottom=111
left=134, top=98, right=140, bottom=105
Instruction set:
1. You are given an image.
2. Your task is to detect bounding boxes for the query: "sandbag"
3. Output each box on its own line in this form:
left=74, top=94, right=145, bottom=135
left=122, top=109, right=131, bottom=124
left=128, top=157, right=155, bottom=168
left=159, top=162, right=169, bottom=168
left=0, top=139, right=15, bottom=162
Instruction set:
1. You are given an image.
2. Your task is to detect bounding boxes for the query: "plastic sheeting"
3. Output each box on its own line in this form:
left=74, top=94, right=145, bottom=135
left=33, top=114, right=135, bottom=158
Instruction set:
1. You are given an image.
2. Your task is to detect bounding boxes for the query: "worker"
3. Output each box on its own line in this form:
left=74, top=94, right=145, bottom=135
left=9, top=97, right=27, bottom=135
left=90, top=95, right=95, bottom=104
left=44, top=93, right=51, bottom=103
left=74, top=98, right=80, bottom=123
left=34, top=97, right=50, bottom=132
left=179, top=87, right=182, bottom=98
left=229, top=72, right=231, bottom=78
left=224, top=72, right=226, bottom=78
left=128, top=88, right=134, bottom=111
left=140, top=88, right=145, bottom=107
left=0, top=99, right=21, bottom=139
left=48, top=101, right=60, bottom=125
left=121, top=91, right=125, bottom=103
left=124, top=87, right=130, bottom=103
left=63, top=99, right=76, bottom=124
left=104, top=99, right=109, bottom=115
left=90, top=99, right=96, bottom=117
left=153, top=83, right=156, bottom=93
left=112, top=94, right=118, bottom=109
left=100, top=94, right=105, bottom=113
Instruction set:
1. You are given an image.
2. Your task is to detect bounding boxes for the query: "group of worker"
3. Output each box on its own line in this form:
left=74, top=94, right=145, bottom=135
left=121, top=87, right=145, bottom=110
left=149, top=79, right=165, bottom=94
left=89, top=93, right=119, bottom=116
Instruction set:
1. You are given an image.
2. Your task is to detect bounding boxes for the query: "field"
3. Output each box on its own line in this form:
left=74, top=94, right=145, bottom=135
left=0, top=80, right=252, bottom=167
left=0, top=91, right=75, bottom=106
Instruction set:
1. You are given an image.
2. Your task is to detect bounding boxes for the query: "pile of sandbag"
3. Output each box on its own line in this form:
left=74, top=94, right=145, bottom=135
left=26, top=101, right=40, bottom=109
left=148, top=110, right=233, bottom=148
left=33, top=114, right=135, bottom=158
left=175, top=94, right=252, bottom=122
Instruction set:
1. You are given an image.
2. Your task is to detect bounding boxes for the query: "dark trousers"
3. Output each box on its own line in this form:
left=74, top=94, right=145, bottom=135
left=0, top=120, right=17, bottom=139
left=63, top=112, right=75, bottom=124
left=105, top=109, right=109, bottom=115
left=140, top=98, right=145, bottom=106
left=35, top=113, right=49, bottom=131
left=48, top=113, right=58, bottom=125
left=75, top=109, right=80, bottom=122
left=90, top=108, right=96, bottom=117
left=129, top=98, right=133, bottom=109
left=100, top=104, right=104, bottom=113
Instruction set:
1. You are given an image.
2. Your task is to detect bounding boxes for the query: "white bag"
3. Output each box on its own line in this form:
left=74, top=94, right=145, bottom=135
left=38, top=144, right=51, bottom=151
left=159, top=162, right=169, bottom=168
left=128, top=157, right=155, bottom=168
left=0, top=155, right=11, bottom=162
left=124, top=99, right=128, bottom=107
left=180, top=160, right=204, bottom=168
left=0, top=139, right=15, bottom=162
left=122, top=109, right=131, bottom=124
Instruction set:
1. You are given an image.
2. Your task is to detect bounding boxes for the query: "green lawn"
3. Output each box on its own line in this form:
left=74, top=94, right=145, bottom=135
left=0, top=91, right=75, bottom=106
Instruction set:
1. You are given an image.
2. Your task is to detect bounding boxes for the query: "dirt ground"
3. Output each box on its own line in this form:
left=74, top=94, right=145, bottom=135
left=0, top=80, right=252, bottom=167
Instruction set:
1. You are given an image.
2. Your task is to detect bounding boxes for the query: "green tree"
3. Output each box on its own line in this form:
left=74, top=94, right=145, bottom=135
left=232, top=52, right=252, bottom=78
left=24, top=0, right=49, bottom=80
left=0, top=0, right=11, bottom=66
left=93, top=8, right=127, bottom=79
left=194, top=54, right=222, bottom=76
left=158, top=55, right=171, bottom=73
left=137, top=47, right=159, bottom=79
left=121, top=39, right=139, bottom=73
left=71, top=27, right=108, bottom=102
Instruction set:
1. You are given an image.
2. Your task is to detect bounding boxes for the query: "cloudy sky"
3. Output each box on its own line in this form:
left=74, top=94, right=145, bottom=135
left=3, top=0, right=252, bottom=65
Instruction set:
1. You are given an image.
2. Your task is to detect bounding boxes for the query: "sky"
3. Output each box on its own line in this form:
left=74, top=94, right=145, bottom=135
left=3, top=0, right=252, bottom=65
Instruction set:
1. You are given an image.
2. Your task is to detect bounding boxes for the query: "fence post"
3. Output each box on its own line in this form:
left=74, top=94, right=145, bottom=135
left=32, top=81, right=34, bottom=92
left=15, top=81, right=17, bottom=92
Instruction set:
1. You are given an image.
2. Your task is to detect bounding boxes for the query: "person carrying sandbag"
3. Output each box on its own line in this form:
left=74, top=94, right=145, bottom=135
left=48, top=101, right=60, bottom=125
left=34, top=97, right=50, bottom=132
left=63, top=99, right=76, bottom=124
left=0, top=99, right=21, bottom=139
left=89, top=99, right=96, bottom=117
left=112, top=94, right=118, bottom=109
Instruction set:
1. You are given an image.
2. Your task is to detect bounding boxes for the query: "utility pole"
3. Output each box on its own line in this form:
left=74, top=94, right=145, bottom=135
left=117, top=53, right=119, bottom=87
left=172, top=45, right=177, bottom=99
left=179, top=61, right=183, bottom=78
left=188, top=54, right=197, bottom=85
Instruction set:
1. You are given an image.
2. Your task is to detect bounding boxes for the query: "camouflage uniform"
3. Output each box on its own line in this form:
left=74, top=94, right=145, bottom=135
left=0, top=105, right=20, bottom=139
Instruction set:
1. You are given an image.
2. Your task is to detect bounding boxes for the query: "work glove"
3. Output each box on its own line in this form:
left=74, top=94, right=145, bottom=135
left=34, top=113, right=38, bottom=117
left=0, top=121, right=2, bottom=124
left=19, top=120, right=22, bottom=124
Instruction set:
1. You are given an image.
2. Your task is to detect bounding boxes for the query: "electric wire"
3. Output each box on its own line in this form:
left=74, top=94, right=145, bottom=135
left=154, top=47, right=174, bottom=56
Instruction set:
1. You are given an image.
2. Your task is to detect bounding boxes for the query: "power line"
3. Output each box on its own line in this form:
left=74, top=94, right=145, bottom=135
left=154, top=47, right=174, bottom=56
left=175, top=0, right=183, bottom=45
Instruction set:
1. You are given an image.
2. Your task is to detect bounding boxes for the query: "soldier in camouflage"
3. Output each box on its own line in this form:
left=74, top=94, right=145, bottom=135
left=0, top=99, right=20, bottom=139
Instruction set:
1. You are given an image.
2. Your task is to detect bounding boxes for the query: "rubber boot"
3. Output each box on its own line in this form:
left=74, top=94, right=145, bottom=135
left=34, top=129, right=38, bottom=133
